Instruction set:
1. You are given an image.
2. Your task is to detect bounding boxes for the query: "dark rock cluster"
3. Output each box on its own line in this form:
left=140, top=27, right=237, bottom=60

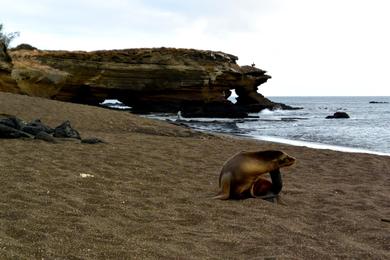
left=325, top=112, right=350, bottom=119
left=0, top=115, right=104, bottom=144
left=369, top=101, right=389, bottom=104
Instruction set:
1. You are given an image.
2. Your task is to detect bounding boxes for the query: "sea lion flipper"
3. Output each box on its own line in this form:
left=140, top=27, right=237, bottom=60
left=212, top=193, right=230, bottom=200
left=256, top=192, right=278, bottom=200
left=269, top=169, right=283, bottom=194
left=250, top=184, right=256, bottom=198
left=255, top=192, right=287, bottom=205
left=213, top=171, right=231, bottom=200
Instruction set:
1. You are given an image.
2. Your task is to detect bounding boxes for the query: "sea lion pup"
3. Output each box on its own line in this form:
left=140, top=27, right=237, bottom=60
left=213, top=150, right=295, bottom=200
left=250, top=177, right=273, bottom=197
left=249, top=169, right=283, bottom=201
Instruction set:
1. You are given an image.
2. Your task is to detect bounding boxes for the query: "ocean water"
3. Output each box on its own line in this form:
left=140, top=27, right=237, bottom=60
left=144, top=96, right=390, bottom=156
left=246, top=96, right=390, bottom=155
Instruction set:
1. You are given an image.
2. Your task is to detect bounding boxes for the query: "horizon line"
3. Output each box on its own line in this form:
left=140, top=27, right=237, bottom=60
left=265, top=95, right=390, bottom=97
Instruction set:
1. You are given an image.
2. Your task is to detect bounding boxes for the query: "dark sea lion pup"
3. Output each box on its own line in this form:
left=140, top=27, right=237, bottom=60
left=249, top=169, right=284, bottom=201
left=213, top=150, right=296, bottom=200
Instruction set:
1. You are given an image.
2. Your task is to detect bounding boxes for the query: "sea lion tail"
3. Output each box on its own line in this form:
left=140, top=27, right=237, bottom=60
left=213, top=171, right=231, bottom=200
left=212, top=193, right=230, bottom=200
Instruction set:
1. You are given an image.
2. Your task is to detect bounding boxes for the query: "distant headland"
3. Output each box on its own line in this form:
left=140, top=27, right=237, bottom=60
left=0, top=42, right=298, bottom=117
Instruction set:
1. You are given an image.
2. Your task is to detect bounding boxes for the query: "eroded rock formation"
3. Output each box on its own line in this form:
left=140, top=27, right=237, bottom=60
left=0, top=45, right=294, bottom=117
left=0, top=42, right=19, bottom=94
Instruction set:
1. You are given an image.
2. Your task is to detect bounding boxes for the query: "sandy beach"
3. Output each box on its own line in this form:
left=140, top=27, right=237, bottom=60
left=0, top=92, right=389, bottom=259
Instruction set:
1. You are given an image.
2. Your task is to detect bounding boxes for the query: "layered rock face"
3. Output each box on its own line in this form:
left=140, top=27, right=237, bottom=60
left=1, top=46, right=290, bottom=117
left=0, top=42, right=19, bottom=94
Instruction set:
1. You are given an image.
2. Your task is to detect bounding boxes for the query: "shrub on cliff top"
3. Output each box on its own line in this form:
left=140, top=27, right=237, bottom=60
left=0, top=23, right=20, bottom=48
left=12, top=43, right=37, bottom=51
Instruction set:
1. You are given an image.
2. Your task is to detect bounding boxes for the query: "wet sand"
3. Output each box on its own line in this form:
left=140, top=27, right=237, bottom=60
left=0, top=92, right=389, bottom=259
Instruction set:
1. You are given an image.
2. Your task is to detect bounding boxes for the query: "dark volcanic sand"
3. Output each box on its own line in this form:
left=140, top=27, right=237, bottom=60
left=0, top=92, right=389, bottom=259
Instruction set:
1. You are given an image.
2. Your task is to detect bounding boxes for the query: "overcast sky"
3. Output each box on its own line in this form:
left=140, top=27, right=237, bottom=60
left=1, top=0, right=389, bottom=96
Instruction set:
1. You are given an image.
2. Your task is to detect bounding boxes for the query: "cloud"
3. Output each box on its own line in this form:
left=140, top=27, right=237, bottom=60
left=1, top=0, right=390, bottom=95
left=141, top=0, right=278, bottom=34
left=3, top=0, right=278, bottom=41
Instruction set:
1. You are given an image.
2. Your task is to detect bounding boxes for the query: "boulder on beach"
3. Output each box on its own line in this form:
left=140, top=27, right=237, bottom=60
left=53, top=120, right=81, bottom=139
left=0, top=115, right=25, bottom=130
left=0, top=123, right=32, bottom=138
left=34, top=131, right=57, bottom=143
left=22, top=119, right=54, bottom=135
left=81, top=137, right=105, bottom=144
left=0, top=115, right=103, bottom=143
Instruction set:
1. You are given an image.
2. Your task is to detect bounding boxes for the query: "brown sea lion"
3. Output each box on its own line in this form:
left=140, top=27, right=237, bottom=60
left=213, top=150, right=295, bottom=200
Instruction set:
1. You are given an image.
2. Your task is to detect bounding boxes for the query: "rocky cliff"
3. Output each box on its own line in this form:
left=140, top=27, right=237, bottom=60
left=0, top=45, right=291, bottom=117
left=0, top=42, right=19, bottom=94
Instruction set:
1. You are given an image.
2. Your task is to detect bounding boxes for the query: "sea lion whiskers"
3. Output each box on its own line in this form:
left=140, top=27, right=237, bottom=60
left=276, top=154, right=296, bottom=167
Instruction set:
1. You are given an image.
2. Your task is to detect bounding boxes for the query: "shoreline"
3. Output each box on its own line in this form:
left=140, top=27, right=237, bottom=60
left=180, top=127, right=390, bottom=157
left=148, top=116, right=390, bottom=157
left=142, top=95, right=390, bottom=157
left=105, top=95, right=390, bottom=157
left=248, top=135, right=390, bottom=157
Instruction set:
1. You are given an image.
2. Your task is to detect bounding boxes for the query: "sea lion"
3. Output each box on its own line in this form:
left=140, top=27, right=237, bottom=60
left=249, top=177, right=273, bottom=197
left=213, top=150, right=295, bottom=200
left=249, top=169, right=284, bottom=202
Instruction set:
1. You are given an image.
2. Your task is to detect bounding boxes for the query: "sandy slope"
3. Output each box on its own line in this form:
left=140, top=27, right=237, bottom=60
left=0, top=92, right=389, bottom=259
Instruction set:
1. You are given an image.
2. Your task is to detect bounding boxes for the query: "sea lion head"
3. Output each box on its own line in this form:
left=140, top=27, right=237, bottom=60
left=275, top=152, right=296, bottom=167
left=253, top=150, right=296, bottom=169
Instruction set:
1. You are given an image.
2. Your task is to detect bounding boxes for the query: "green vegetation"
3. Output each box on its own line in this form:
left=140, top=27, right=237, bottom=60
left=0, top=23, right=19, bottom=47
